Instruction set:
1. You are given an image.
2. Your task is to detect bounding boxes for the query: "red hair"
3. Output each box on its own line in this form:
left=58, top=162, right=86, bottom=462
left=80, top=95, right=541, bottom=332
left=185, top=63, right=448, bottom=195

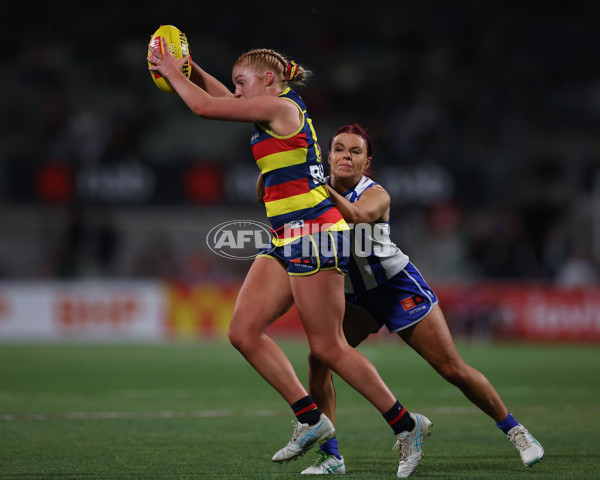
left=328, top=123, right=375, bottom=179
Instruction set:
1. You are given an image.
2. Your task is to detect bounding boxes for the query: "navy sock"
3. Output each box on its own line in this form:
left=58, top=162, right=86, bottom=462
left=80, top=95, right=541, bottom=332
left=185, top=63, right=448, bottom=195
left=320, top=437, right=342, bottom=459
left=291, top=395, right=321, bottom=426
left=496, top=412, right=519, bottom=435
left=383, top=401, right=414, bottom=435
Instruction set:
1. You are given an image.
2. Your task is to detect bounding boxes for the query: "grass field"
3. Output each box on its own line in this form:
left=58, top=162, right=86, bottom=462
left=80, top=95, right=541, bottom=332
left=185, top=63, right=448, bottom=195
left=1, top=340, right=599, bottom=479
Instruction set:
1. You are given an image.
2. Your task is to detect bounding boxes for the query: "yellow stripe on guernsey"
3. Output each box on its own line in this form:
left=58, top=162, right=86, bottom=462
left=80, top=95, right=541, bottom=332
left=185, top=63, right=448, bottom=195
left=256, top=147, right=308, bottom=174
left=265, top=183, right=329, bottom=218
left=272, top=218, right=348, bottom=247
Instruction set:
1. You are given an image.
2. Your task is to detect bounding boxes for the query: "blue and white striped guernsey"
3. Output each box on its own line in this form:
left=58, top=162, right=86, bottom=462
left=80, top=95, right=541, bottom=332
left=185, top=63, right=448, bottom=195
left=342, top=176, right=410, bottom=294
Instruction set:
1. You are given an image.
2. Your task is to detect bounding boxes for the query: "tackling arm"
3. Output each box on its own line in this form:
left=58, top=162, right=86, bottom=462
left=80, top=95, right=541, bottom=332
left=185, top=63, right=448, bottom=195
left=327, top=184, right=390, bottom=225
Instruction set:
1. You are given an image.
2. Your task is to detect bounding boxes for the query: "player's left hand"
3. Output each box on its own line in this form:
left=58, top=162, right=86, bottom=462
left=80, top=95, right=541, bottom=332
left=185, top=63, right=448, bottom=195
left=148, top=37, right=189, bottom=76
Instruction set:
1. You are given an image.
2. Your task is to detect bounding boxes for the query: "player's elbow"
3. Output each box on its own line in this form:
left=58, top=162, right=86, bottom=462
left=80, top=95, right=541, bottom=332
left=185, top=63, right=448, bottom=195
left=338, top=207, right=361, bottom=227
left=347, top=209, right=375, bottom=226
left=189, top=102, right=209, bottom=117
left=347, top=212, right=363, bottom=226
left=353, top=209, right=381, bottom=225
left=188, top=97, right=216, bottom=118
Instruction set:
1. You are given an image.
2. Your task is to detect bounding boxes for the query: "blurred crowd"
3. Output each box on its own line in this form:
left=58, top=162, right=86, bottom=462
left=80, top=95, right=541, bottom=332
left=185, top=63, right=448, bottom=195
left=1, top=3, right=599, bottom=286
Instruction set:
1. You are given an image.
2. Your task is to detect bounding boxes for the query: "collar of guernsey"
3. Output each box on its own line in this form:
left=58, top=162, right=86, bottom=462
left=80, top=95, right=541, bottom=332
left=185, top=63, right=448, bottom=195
left=251, top=87, right=348, bottom=246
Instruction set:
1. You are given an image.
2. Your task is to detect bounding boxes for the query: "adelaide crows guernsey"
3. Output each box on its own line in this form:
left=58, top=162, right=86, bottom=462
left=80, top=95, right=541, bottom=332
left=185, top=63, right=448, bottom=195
left=342, top=176, right=410, bottom=294
left=251, top=88, right=348, bottom=246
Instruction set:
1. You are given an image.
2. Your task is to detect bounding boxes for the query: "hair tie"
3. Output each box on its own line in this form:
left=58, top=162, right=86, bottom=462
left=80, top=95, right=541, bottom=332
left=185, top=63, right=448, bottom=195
left=285, top=60, right=299, bottom=81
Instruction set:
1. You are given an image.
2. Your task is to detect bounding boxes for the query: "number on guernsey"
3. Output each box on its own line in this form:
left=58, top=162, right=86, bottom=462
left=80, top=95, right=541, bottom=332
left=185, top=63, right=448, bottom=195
left=310, top=164, right=325, bottom=185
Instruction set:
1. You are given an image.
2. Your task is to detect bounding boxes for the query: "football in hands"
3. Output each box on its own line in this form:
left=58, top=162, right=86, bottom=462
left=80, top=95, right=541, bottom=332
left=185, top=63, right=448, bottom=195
left=148, top=25, right=191, bottom=93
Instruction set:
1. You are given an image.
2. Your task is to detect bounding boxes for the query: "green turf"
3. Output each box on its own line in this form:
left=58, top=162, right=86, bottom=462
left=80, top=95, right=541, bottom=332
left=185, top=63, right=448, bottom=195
left=1, top=341, right=599, bottom=479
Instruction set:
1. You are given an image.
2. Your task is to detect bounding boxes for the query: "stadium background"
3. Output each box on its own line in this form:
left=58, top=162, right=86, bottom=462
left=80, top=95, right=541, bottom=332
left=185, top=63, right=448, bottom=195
left=0, top=2, right=599, bottom=342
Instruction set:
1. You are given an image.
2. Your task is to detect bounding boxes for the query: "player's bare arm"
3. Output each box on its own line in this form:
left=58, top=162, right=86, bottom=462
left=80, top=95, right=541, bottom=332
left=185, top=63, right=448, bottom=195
left=189, top=61, right=235, bottom=98
left=257, top=173, right=265, bottom=204
left=149, top=39, right=299, bottom=128
left=327, top=183, right=390, bottom=224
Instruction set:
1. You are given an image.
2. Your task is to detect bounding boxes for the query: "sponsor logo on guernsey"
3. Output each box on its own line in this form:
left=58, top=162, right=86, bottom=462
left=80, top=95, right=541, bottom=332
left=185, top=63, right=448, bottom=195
left=286, top=220, right=305, bottom=229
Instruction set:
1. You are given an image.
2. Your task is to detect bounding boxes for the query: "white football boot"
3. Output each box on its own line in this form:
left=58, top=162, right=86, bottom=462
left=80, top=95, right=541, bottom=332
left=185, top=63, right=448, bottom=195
left=393, top=413, right=432, bottom=478
left=301, top=450, right=346, bottom=474
left=272, top=413, right=336, bottom=463
left=507, top=424, right=544, bottom=466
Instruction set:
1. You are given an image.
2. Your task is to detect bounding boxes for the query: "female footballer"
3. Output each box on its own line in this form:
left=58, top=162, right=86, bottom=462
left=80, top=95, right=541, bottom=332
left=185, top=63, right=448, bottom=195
left=148, top=42, right=431, bottom=477
left=297, top=123, right=544, bottom=474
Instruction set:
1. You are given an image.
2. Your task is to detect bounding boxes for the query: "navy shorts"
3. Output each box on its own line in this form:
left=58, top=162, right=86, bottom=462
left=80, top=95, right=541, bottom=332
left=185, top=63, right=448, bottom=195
left=345, top=262, right=438, bottom=332
left=257, top=230, right=350, bottom=276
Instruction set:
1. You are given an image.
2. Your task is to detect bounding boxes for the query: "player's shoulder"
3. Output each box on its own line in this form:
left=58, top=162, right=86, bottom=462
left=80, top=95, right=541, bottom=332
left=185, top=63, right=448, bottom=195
left=367, top=183, right=389, bottom=196
left=357, top=178, right=390, bottom=208
left=361, top=182, right=390, bottom=204
left=356, top=176, right=381, bottom=194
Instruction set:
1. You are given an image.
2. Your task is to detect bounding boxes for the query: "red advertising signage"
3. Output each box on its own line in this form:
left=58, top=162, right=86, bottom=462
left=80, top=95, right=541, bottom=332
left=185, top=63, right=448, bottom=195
left=163, top=282, right=600, bottom=343
left=433, top=284, right=600, bottom=342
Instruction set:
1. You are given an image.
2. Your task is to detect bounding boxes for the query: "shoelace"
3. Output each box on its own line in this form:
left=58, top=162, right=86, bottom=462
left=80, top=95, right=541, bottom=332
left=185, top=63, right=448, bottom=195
left=312, top=450, right=331, bottom=466
left=509, top=428, right=532, bottom=450
left=290, top=421, right=301, bottom=442
left=392, top=434, right=410, bottom=461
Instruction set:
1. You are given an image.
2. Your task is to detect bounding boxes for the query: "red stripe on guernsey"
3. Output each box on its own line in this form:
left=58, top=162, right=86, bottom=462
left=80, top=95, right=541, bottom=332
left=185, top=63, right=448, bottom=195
left=387, top=407, right=407, bottom=426
left=273, top=205, right=345, bottom=236
left=251, top=132, right=308, bottom=161
left=295, top=403, right=318, bottom=416
left=264, top=178, right=309, bottom=203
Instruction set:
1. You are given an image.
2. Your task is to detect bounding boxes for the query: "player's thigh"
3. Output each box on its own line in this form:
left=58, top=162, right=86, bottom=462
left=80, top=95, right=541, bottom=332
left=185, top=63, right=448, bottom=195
left=290, top=269, right=346, bottom=344
left=231, top=255, right=294, bottom=332
left=398, top=304, right=464, bottom=367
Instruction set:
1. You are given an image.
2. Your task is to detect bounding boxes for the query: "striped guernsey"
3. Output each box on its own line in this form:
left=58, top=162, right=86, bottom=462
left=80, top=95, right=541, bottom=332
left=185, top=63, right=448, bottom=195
left=251, top=87, right=348, bottom=245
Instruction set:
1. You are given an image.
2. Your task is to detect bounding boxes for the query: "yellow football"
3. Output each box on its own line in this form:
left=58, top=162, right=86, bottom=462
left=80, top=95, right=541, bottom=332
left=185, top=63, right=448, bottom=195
left=148, top=25, right=191, bottom=94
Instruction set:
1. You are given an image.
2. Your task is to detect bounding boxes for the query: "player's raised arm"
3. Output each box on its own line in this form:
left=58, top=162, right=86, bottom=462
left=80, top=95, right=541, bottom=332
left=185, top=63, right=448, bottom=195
left=148, top=38, right=301, bottom=131
left=189, top=61, right=235, bottom=98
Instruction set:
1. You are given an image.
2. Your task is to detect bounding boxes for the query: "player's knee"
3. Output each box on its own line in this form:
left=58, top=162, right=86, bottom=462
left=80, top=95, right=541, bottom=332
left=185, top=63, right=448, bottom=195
left=307, top=345, right=328, bottom=365
left=307, top=351, right=329, bottom=380
left=308, top=351, right=324, bottom=370
left=227, top=319, right=253, bottom=352
left=227, top=326, right=243, bottom=350
left=439, top=362, right=468, bottom=386
left=309, top=343, right=344, bottom=370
